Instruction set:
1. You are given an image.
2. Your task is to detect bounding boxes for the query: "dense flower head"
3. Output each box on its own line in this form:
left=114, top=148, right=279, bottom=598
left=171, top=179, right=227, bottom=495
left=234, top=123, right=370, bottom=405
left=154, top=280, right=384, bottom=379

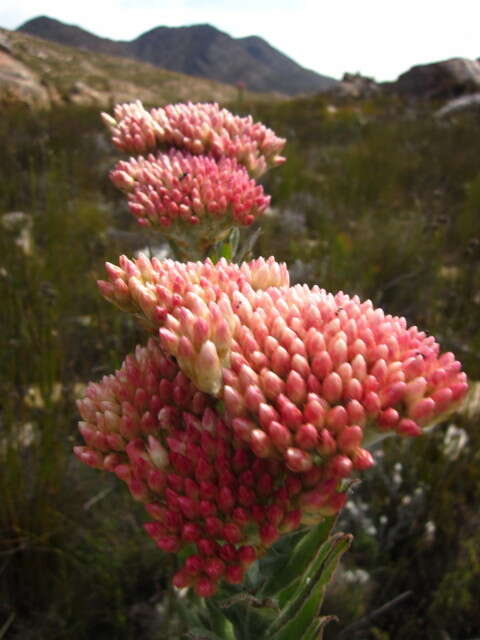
left=76, top=338, right=346, bottom=597
left=110, top=150, right=270, bottom=250
left=98, top=256, right=469, bottom=475
left=101, top=100, right=286, bottom=178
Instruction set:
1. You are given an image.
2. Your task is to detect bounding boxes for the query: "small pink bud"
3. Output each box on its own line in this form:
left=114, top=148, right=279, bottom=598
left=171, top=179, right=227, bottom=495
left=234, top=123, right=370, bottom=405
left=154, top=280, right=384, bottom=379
left=380, top=381, right=407, bottom=408
left=303, top=395, right=326, bottom=427
left=223, top=385, right=246, bottom=416
left=260, top=369, right=285, bottom=399
left=250, top=429, right=274, bottom=458
left=286, top=475, right=303, bottom=496
left=266, top=505, right=284, bottom=527
left=219, top=543, right=237, bottom=563
left=195, top=340, right=222, bottom=395
left=409, top=397, right=435, bottom=423
left=185, top=554, right=204, bottom=576
left=258, top=403, right=280, bottom=429
left=180, top=522, right=201, bottom=541
left=431, top=387, right=453, bottom=413
left=232, top=507, right=250, bottom=525
left=451, top=381, right=468, bottom=401
left=271, top=345, right=290, bottom=377
left=147, top=435, right=169, bottom=468
left=237, top=485, right=256, bottom=507
left=238, top=545, right=257, bottom=565
left=344, top=378, right=363, bottom=401
left=317, top=428, right=337, bottom=456
left=232, top=417, right=256, bottom=442
left=244, top=384, right=266, bottom=412
left=295, top=423, right=318, bottom=450
left=223, top=523, right=243, bottom=544
left=260, top=524, right=280, bottom=545
left=378, top=408, right=400, bottom=430
left=337, top=425, right=363, bottom=454
left=225, top=564, right=245, bottom=584
left=311, top=351, right=333, bottom=379
left=405, top=376, right=427, bottom=403
left=364, top=391, right=381, bottom=414
left=326, top=454, right=353, bottom=478
left=268, top=420, right=292, bottom=450
left=396, top=418, right=422, bottom=437
left=218, top=487, right=235, bottom=513
left=172, top=569, right=192, bottom=588
left=156, top=535, right=181, bottom=553
left=326, top=405, right=348, bottom=432
left=204, top=558, right=226, bottom=579
left=286, top=370, right=307, bottom=404
left=144, top=521, right=165, bottom=539
left=146, top=468, right=167, bottom=493
left=276, top=393, right=303, bottom=429
left=178, top=496, right=199, bottom=520
left=285, top=447, right=313, bottom=472
left=195, top=577, right=218, bottom=598
left=323, top=372, right=343, bottom=403
left=352, top=448, right=374, bottom=470
left=347, top=399, right=366, bottom=425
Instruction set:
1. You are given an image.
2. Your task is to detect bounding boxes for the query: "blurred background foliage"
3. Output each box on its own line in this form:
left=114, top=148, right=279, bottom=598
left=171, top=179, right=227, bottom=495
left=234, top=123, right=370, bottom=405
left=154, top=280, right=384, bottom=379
left=0, top=96, right=479, bottom=639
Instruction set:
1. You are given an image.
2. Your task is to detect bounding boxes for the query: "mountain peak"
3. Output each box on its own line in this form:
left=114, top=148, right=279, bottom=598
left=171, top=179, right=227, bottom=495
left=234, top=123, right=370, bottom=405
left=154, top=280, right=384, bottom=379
left=17, top=16, right=337, bottom=95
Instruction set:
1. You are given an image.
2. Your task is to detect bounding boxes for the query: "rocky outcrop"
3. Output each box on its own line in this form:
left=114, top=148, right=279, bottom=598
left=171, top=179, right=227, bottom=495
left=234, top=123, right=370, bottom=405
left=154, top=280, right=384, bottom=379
left=332, top=72, right=380, bottom=99
left=0, top=50, right=50, bottom=108
left=394, top=58, right=480, bottom=99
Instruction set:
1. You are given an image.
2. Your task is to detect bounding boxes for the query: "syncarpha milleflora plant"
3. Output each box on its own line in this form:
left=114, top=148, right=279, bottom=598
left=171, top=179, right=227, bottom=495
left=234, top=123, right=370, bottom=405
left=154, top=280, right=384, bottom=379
left=103, top=101, right=284, bottom=259
left=76, top=101, right=468, bottom=638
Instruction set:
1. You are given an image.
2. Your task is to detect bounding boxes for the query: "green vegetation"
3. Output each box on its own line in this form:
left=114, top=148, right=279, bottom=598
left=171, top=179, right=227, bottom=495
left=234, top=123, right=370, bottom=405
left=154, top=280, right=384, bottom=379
left=1, top=96, right=479, bottom=639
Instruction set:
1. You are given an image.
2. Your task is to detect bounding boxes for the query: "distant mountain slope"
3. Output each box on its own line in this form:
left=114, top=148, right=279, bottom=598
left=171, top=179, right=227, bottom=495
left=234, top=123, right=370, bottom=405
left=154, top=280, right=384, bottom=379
left=0, top=26, right=247, bottom=109
left=18, top=16, right=338, bottom=95
left=17, top=15, right=128, bottom=57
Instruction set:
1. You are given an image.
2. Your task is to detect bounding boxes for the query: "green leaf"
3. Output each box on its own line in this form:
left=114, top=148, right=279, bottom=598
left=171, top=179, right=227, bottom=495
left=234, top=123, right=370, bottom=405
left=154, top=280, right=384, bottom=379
left=259, top=516, right=337, bottom=597
left=235, top=226, right=261, bottom=261
left=302, top=615, right=338, bottom=640
left=264, top=533, right=352, bottom=639
left=205, top=600, right=237, bottom=640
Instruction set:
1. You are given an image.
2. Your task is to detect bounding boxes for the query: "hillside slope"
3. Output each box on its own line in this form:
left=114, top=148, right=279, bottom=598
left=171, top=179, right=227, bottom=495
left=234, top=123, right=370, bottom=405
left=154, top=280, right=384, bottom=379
left=18, top=16, right=338, bottom=95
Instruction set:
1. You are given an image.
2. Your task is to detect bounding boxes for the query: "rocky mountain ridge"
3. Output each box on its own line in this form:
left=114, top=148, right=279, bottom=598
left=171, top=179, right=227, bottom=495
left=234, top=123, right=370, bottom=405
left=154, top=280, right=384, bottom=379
left=18, top=16, right=338, bottom=96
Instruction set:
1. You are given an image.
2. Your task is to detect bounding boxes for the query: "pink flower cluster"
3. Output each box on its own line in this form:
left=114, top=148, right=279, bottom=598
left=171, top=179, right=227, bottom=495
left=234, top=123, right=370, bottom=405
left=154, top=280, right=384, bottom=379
left=110, top=150, right=269, bottom=242
left=103, top=102, right=283, bottom=255
left=80, top=255, right=467, bottom=595
left=97, top=255, right=468, bottom=472
left=102, top=101, right=286, bottom=178
left=76, top=338, right=344, bottom=597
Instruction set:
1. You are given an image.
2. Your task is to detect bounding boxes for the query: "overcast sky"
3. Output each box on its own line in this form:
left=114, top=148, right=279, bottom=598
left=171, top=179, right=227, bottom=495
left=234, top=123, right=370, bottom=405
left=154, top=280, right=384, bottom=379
left=1, top=0, right=479, bottom=81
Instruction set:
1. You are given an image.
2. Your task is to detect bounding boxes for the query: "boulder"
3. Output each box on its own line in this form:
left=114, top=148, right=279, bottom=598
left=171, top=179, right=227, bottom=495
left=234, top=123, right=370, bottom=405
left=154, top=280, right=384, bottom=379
left=394, top=57, right=480, bottom=99
left=436, top=92, right=480, bottom=118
